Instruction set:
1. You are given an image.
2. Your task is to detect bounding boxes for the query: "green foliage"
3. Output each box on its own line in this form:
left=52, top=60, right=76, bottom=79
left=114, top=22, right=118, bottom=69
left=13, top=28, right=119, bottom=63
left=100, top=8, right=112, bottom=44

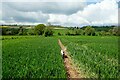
left=1, top=25, right=119, bottom=36
left=53, top=29, right=71, bottom=36
left=18, top=26, right=24, bottom=35
left=112, top=27, right=119, bottom=36
left=74, top=29, right=83, bottom=35
left=93, top=26, right=113, bottom=32
left=2, top=27, right=19, bottom=35
left=61, top=36, right=118, bottom=78
left=84, top=26, right=95, bottom=36
left=34, top=24, right=46, bottom=35
left=100, top=31, right=106, bottom=36
left=44, top=28, right=54, bottom=37
left=58, top=32, right=62, bottom=36
left=2, top=36, right=66, bottom=78
left=27, top=29, right=35, bottom=35
left=1, top=27, right=9, bottom=35
left=108, top=29, right=113, bottom=36
left=65, top=32, right=70, bottom=35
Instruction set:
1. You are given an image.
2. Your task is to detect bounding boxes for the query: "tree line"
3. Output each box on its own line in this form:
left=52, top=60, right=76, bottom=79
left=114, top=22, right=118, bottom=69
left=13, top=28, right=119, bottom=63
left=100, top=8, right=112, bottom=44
left=1, top=24, right=120, bottom=36
left=65, top=26, right=120, bottom=36
left=1, top=24, right=53, bottom=37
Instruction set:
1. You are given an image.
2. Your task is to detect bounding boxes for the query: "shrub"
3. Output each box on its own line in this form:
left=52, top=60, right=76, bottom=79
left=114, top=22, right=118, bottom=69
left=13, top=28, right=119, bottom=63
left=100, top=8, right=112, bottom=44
left=65, top=32, right=70, bottom=35
left=58, top=32, right=61, bottom=36
left=45, top=29, right=53, bottom=37
left=27, top=29, right=35, bottom=35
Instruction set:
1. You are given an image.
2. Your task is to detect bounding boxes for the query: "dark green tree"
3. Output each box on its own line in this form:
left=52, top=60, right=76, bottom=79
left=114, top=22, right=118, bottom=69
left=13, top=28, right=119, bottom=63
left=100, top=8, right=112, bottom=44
left=65, top=32, right=70, bottom=35
left=18, top=26, right=24, bottom=35
left=34, top=24, right=46, bottom=35
left=27, top=29, right=35, bottom=35
left=44, top=28, right=53, bottom=37
left=84, top=26, right=95, bottom=36
left=100, top=31, right=106, bottom=36
left=108, top=29, right=113, bottom=36
left=74, top=29, right=83, bottom=35
left=112, top=27, right=119, bottom=36
left=58, top=32, right=62, bottom=36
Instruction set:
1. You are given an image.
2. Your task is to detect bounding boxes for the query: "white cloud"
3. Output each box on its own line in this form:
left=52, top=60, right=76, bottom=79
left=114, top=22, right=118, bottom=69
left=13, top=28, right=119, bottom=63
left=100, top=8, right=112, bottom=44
left=1, top=1, right=86, bottom=25
left=48, top=14, right=68, bottom=24
left=2, top=3, right=49, bottom=24
left=2, top=0, right=85, bottom=2
left=3, top=2, right=86, bottom=15
left=80, top=0, right=118, bottom=25
left=48, top=0, right=118, bottom=26
left=1, top=0, right=118, bottom=26
left=0, top=2, right=3, bottom=24
left=48, top=14, right=90, bottom=26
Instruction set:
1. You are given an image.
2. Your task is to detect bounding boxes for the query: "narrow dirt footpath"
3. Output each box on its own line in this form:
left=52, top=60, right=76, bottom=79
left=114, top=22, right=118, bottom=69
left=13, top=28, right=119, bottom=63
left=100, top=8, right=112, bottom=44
left=58, top=39, right=81, bottom=79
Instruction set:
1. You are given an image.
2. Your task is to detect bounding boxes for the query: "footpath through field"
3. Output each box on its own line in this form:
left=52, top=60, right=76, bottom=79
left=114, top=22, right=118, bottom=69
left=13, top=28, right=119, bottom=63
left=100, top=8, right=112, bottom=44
left=58, top=39, right=81, bottom=79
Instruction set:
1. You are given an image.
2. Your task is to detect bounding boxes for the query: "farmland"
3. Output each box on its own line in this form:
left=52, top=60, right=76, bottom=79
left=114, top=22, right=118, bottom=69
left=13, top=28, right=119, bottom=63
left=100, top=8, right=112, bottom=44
left=1, top=0, right=119, bottom=79
left=2, top=35, right=119, bottom=79
left=60, top=36, right=118, bottom=78
left=2, top=36, right=66, bottom=78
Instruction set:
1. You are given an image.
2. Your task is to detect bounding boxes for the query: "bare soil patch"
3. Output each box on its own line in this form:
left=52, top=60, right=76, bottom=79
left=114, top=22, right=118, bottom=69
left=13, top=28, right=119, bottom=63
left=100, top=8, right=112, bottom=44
left=58, top=39, right=81, bottom=80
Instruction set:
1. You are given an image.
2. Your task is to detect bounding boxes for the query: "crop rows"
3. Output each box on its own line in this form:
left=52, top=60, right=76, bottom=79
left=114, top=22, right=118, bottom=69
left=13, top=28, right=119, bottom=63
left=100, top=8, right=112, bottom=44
left=2, top=36, right=66, bottom=78
left=1, top=36, right=34, bottom=40
left=60, top=36, right=118, bottom=78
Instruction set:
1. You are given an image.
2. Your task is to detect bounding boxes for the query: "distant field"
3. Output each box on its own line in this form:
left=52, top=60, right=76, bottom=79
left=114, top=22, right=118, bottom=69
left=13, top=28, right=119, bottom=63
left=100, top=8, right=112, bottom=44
left=53, top=29, right=74, bottom=36
left=2, top=36, right=66, bottom=78
left=0, top=26, right=10, bottom=28
left=60, top=36, right=118, bottom=78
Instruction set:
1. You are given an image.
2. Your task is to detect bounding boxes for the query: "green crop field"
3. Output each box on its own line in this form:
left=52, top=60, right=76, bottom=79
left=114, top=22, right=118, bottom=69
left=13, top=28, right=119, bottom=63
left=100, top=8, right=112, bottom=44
left=2, top=35, right=119, bottom=79
left=1, top=0, right=119, bottom=79
left=60, top=36, right=118, bottom=78
left=2, top=36, right=67, bottom=78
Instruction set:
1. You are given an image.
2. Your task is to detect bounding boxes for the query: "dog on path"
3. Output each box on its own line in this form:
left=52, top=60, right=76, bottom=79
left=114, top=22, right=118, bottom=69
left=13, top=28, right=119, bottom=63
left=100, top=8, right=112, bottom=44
left=61, top=48, right=68, bottom=59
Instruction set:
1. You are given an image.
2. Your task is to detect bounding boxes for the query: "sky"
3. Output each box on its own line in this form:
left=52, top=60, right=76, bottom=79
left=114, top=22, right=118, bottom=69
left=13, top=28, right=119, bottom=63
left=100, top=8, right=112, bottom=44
left=0, top=0, right=119, bottom=27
